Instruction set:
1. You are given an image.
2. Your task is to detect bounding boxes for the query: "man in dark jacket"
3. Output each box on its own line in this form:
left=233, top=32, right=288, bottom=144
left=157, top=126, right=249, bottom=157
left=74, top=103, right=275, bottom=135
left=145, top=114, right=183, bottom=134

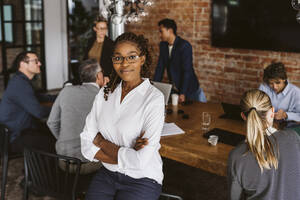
left=0, top=51, right=55, bottom=152
left=153, top=18, right=206, bottom=103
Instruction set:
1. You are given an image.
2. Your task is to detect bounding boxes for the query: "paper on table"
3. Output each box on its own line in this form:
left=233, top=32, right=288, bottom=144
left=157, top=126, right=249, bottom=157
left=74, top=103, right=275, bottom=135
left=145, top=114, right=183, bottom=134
left=161, top=122, right=185, bottom=136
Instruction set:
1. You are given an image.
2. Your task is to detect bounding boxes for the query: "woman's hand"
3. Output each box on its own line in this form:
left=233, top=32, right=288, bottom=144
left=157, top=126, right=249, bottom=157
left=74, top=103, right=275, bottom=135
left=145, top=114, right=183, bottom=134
left=275, top=109, right=287, bottom=120
left=93, top=132, right=104, bottom=147
left=134, top=132, right=149, bottom=151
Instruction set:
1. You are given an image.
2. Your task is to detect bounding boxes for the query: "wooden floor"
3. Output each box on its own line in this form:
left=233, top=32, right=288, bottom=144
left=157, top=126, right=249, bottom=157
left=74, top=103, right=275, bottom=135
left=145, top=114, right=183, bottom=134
left=0, top=158, right=55, bottom=200
left=0, top=158, right=228, bottom=200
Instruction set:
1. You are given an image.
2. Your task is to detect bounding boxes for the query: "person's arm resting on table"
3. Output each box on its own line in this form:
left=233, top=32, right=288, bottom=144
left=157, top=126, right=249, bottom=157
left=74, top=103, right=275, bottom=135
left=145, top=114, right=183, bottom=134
left=285, top=98, right=300, bottom=121
left=14, top=80, right=50, bottom=119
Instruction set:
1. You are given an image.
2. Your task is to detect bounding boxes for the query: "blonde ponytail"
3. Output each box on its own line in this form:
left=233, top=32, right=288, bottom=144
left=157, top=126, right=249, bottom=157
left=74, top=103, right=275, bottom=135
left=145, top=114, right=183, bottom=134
left=241, top=90, right=278, bottom=172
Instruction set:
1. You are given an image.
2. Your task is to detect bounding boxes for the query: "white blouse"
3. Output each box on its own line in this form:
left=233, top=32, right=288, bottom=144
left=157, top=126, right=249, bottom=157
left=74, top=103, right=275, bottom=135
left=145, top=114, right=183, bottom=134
left=80, top=78, right=165, bottom=184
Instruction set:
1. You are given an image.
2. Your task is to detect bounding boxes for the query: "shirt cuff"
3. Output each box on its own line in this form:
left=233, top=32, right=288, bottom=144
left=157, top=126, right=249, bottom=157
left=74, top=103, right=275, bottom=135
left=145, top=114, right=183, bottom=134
left=117, top=147, right=126, bottom=169
left=90, top=145, right=101, bottom=162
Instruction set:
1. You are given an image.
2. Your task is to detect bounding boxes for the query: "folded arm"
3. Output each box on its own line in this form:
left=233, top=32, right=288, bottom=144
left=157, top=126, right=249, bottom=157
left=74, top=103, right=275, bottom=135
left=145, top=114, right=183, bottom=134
left=93, top=133, right=119, bottom=164
left=92, top=131, right=148, bottom=164
left=117, top=97, right=164, bottom=170
left=81, top=92, right=164, bottom=168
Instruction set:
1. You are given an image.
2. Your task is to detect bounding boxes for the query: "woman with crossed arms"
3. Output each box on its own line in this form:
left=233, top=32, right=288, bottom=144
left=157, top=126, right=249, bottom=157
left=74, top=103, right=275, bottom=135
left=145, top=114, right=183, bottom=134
left=80, top=32, right=164, bottom=200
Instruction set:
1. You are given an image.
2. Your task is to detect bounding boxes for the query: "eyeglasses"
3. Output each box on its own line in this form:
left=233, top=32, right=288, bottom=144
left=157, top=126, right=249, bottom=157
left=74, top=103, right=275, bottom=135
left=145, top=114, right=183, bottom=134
left=94, top=27, right=107, bottom=31
left=111, top=55, right=141, bottom=64
left=25, top=59, right=40, bottom=64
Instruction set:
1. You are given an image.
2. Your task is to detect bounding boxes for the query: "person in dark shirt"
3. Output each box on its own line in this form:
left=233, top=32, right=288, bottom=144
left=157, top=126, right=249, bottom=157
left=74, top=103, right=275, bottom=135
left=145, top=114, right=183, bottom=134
left=0, top=51, right=55, bottom=153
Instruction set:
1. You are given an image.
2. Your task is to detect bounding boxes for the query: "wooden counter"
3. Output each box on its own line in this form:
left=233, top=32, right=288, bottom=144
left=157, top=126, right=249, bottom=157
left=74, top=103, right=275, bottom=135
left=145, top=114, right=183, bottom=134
left=159, top=102, right=246, bottom=176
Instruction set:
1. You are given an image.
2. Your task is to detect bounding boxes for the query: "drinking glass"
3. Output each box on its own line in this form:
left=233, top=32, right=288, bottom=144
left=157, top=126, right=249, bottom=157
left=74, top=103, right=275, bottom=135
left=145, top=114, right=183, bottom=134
left=202, top=112, right=211, bottom=132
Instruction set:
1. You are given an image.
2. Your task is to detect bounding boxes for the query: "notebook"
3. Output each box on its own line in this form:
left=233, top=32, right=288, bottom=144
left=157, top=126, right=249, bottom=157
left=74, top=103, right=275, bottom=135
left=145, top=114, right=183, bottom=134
left=161, top=123, right=185, bottom=136
left=152, top=81, right=172, bottom=105
left=220, top=102, right=243, bottom=121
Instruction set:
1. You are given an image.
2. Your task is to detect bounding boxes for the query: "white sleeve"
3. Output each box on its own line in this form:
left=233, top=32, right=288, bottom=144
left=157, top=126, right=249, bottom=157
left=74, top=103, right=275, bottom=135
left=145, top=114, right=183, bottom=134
left=80, top=93, right=102, bottom=162
left=117, top=95, right=165, bottom=170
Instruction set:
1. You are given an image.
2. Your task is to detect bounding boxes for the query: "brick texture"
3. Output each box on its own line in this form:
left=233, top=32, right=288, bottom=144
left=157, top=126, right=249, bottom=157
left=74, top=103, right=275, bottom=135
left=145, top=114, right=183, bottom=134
left=126, top=0, right=300, bottom=104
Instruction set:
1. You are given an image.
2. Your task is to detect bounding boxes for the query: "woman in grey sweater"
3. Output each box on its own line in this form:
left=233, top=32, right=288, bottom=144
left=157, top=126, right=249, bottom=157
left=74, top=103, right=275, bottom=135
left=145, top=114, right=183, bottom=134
left=227, top=89, right=300, bottom=200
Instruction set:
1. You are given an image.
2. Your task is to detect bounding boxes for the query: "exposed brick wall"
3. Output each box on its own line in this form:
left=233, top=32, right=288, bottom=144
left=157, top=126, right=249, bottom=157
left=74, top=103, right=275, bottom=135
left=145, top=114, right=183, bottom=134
left=126, top=0, right=300, bottom=104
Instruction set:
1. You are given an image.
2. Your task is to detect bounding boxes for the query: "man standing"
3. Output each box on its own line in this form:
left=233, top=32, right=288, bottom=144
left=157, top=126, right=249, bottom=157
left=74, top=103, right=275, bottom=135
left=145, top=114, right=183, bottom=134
left=47, top=59, right=104, bottom=174
left=153, top=18, right=206, bottom=103
left=0, top=51, right=55, bottom=152
left=259, top=62, right=300, bottom=122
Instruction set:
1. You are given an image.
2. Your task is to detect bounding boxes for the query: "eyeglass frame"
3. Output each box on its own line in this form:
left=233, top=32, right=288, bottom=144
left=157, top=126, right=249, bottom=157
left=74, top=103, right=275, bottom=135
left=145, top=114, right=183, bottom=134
left=94, top=27, right=108, bottom=32
left=111, top=54, right=142, bottom=64
left=24, top=58, right=40, bottom=64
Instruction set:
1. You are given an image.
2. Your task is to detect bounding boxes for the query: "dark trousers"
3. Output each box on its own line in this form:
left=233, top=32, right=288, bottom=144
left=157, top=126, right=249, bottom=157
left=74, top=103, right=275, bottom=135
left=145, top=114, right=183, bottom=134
left=10, top=126, right=56, bottom=153
left=86, top=167, right=162, bottom=200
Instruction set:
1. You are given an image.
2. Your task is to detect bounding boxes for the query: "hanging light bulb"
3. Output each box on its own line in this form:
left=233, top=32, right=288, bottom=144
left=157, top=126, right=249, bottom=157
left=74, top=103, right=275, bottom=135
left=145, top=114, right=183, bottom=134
left=145, top=1, right=153, bottom=6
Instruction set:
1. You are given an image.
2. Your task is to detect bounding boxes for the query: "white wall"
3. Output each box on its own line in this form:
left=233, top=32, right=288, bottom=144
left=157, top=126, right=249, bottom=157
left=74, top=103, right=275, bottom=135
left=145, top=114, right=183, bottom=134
left=44, top=0, right=68, bottom=90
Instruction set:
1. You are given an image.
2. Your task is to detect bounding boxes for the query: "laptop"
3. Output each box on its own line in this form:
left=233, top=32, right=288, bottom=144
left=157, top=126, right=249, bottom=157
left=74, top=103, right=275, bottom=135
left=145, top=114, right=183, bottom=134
left=152, top=81, right=172, bottom=105
left=220, top=102, right=243, bottom=121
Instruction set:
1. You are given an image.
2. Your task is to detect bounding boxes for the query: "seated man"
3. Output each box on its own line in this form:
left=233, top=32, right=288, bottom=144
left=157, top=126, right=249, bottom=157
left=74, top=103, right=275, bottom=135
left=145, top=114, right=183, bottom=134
left=259, top=62, right=300, bottom=122
left=0, top=51, right=55, bottom=153
left=153, top=18, right=206, bottom=103
left=47, top=59, right=104, bottom=174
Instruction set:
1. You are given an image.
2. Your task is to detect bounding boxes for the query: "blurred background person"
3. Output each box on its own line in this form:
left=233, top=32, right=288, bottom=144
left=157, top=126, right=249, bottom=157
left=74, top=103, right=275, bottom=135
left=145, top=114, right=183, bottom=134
left=259, top=62, right=300, bottom=122
left=84, top=15, right=114, bottom=85
left=0, top=51, right=55, bottom=153
left=47, top=59, right=105, bottom=174
left=228, top=89, right=300, bottom=200
left=153, top=18, right=206, bottom=103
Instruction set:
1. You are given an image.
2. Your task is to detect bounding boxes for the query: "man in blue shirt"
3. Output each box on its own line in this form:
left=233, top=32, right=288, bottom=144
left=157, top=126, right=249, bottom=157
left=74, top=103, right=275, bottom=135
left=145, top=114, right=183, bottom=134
left=259, top=62, right=300, bottom=122
left=153, top=18, right=206, bottom=103
left=0, top=51, right=55, bottom=152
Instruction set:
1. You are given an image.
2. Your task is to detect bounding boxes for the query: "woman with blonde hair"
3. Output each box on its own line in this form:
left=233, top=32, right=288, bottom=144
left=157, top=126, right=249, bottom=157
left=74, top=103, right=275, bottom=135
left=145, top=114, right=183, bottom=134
left=228, top=89, right=300, bottom=200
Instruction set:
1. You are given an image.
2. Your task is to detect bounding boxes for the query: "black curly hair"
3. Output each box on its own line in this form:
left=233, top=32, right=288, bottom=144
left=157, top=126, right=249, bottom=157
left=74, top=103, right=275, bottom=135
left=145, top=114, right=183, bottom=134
left=263, top=62, right=287, bottom=84
left=104, top=32, right=152, bottom=101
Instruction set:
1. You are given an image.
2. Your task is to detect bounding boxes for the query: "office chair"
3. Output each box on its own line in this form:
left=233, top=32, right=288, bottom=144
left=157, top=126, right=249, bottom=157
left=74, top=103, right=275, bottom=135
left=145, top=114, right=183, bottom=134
left=23, top=147, right=82, bottom=200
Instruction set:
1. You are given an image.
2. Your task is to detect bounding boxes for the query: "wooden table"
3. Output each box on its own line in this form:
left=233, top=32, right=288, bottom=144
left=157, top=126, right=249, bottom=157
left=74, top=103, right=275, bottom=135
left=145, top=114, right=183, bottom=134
left=159, top=102, right=246, bottom=176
